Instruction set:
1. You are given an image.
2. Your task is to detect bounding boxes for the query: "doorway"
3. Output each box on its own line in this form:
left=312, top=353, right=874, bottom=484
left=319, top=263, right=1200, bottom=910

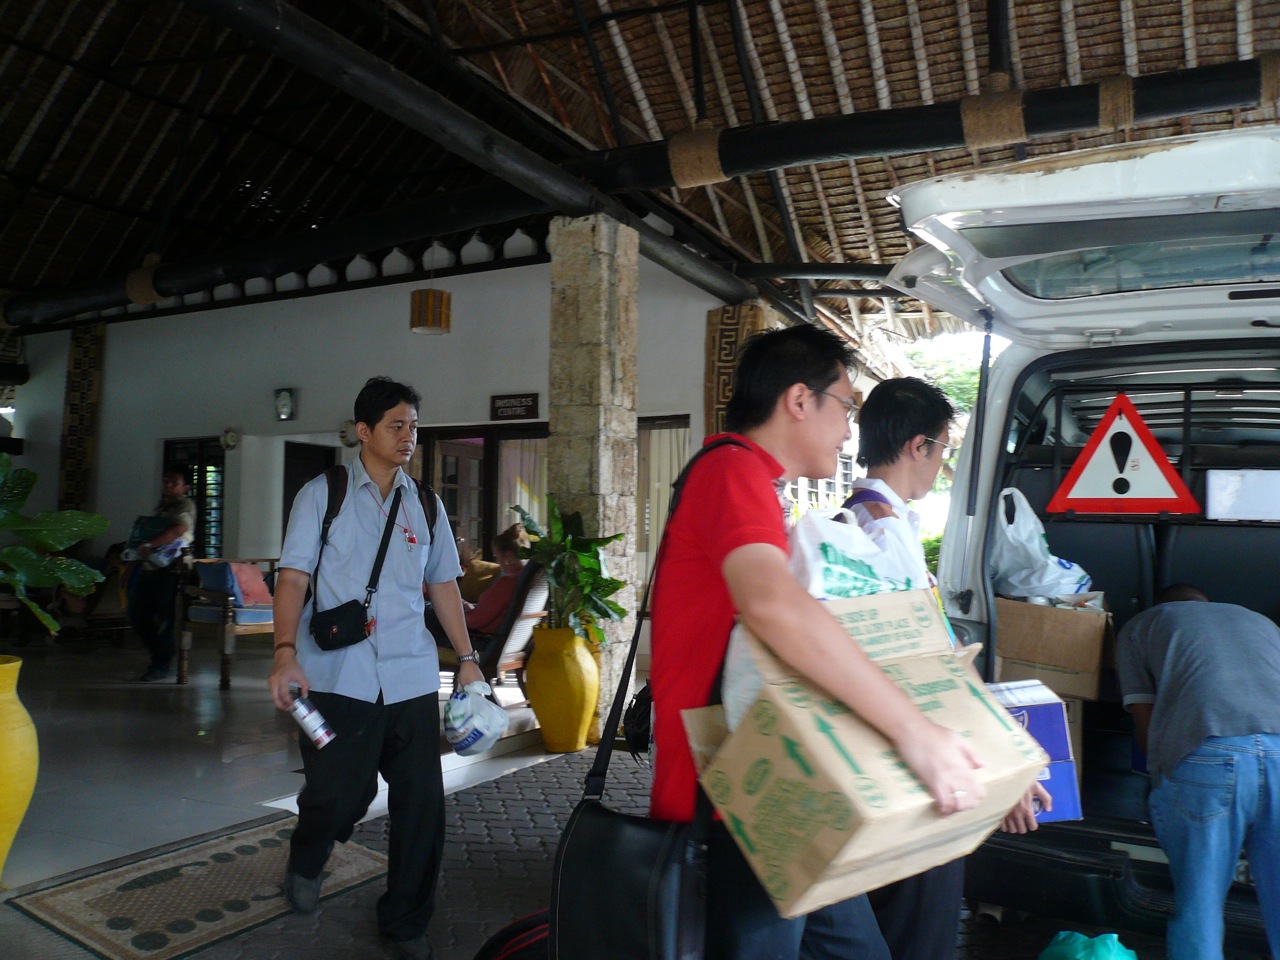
left=283, top=442, right=338, bottom=538
left=420, top=425, right=548, bottom=561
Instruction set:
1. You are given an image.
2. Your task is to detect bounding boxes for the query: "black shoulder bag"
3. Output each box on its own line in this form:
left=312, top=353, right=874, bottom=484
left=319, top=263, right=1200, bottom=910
left=549, top=438, right=748, bottom=960
left=309, top=485, right=403, bottom=651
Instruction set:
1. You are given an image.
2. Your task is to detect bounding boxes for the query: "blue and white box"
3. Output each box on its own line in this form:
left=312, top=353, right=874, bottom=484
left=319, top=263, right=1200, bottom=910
left=988, top=679, right=1083, bottom=823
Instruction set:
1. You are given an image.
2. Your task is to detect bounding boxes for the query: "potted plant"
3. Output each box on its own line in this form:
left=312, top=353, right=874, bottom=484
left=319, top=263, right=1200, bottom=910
left=512, top=496, right=626, bottom=751
left=0, top=452, right=108, bottom=883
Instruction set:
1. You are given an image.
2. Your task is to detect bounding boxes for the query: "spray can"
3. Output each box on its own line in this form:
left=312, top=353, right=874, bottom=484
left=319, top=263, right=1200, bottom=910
left=289, top=691, right=336, bottom=749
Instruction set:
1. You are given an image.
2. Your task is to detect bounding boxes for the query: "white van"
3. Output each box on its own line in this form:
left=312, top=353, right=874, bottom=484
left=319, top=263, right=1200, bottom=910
left=884, top=127, right=1280, bottom=951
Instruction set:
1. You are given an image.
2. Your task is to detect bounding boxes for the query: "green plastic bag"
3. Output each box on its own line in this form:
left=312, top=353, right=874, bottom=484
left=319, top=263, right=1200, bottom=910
left=1038, top=930, right=1139, bottom=960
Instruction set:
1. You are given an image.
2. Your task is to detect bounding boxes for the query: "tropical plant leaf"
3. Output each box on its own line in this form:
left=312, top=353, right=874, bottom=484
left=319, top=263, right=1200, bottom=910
left=0, top=459, right=36, bottom=520
left=0, top=510, right=111, bottom=550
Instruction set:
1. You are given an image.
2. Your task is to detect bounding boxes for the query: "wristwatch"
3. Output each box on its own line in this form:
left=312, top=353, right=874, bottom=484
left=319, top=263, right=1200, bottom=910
left=457, top=652, right=480, bottom=665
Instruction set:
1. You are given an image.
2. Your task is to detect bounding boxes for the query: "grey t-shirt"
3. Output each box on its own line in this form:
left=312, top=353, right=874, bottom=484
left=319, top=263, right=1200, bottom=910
left=1117, top=601, right=1280, bottom=777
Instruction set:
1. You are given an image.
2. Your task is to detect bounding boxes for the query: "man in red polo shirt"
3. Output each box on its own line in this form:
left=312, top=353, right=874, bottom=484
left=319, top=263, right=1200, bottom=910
left=649, top=325, right=984, bottom=960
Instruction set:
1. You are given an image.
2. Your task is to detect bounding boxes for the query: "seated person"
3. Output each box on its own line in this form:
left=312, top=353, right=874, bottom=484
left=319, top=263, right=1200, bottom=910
left=457, top=536, right=500, bottom=603
left=426, top=523, right=529, bottom=646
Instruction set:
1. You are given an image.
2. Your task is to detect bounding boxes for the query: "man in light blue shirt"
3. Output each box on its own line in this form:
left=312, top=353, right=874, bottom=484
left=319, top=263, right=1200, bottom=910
left=269, top=377, right=483, bottom=960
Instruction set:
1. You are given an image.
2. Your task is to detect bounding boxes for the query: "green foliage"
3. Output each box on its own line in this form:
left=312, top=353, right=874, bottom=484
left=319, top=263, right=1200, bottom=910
left=905, top=347, right=980, bottom=414
left=0, top=454, right=108, bottom=633
left=512, top=495, right=627, bottom=644
left=921, top=532, right=943, bottom=577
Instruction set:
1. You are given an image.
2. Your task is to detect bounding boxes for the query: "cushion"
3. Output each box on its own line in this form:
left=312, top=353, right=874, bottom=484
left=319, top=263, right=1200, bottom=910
left=231, top=562, right=273, bottom=605
left=459, top=557, right=500, bottom=603
left=188, top=603, right=274, bottom=625
left=194, top=561, right=244, bottom=607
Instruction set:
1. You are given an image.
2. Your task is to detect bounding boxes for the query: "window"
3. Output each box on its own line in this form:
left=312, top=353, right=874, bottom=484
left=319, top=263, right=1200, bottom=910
left=637, top=417, right=691, bottom=582
left=162, top=437, right=224, bottom=558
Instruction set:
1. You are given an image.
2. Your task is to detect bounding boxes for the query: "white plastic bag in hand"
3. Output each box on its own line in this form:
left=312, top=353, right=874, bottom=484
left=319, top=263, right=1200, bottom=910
left=988, top=488, right=1092, bottom=597
left=788, top=509, right=919, bottom=598
left=444, top=681, right=510, bottom=756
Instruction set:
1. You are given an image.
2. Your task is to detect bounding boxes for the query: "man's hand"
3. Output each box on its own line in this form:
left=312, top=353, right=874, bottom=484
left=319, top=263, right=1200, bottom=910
left=1001, top=782, right=1052, bottom=834
left=269, top=651, right=309, bottom=710
left=456, top=661, right=484, bottom=688
left=892, top=721, right=986, bottom=816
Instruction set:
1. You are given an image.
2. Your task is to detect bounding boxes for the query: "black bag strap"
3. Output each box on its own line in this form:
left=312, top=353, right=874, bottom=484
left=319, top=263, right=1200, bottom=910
left=585, top=436, right=751, bottom=802
left=311, top=483, right=403, bottom=617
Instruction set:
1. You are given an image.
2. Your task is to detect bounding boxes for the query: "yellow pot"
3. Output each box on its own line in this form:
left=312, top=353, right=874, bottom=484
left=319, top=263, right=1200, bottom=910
left=525, top=627, right=600, bottom=753
left=0, top=656, right=38, bottom=886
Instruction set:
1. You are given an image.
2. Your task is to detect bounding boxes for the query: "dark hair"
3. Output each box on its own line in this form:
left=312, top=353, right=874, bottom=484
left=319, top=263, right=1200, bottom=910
left=1155, top=583, right=1209, bottom=604
left=724, top=325, right=856, bottom=432
left=493, top=523, right=530, bottom=555
left=354, top=376, right=421, bottom=428
left=163, top=463, right=193, bottom=486
left=856, top=377, right=957, bottom=468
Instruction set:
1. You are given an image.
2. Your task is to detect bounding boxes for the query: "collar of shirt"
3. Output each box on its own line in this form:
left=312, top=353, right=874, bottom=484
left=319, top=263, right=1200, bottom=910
left=704, top=432, right=791, bottom=524
left=349, top=454, right=413, bottom=502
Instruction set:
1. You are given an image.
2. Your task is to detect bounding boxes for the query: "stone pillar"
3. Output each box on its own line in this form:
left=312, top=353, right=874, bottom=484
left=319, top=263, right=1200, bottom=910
left=547, top=215, right=639, bottom=743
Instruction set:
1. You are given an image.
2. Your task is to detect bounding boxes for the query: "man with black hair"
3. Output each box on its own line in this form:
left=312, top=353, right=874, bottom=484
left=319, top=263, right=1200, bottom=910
left=845, top=377, right=1049, bottom=960
left=1118, top=584, right=1280, bottom=960
left=269, top=376, right=483, bottom=960
left=129, top=463, right=195, bottom=681
left=650, top=327, right=985, bottom=960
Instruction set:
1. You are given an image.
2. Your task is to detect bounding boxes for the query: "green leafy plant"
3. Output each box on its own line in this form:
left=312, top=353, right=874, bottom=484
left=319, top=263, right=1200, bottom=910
left=0, top=454, right=109, bottom=632
left=512, top=495, right=627, bottom=644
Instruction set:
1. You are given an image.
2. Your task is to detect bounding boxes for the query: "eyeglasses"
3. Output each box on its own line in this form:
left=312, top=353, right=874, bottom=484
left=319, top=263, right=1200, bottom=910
left=815, top=389, right=858, bottom=421
left=924, top=436, right=958, bottom=460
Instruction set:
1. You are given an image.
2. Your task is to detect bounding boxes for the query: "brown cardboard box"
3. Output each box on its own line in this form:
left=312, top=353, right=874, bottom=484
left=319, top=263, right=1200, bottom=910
left=995, top=599, right=1109, bottom=700
left=687, top=590, right=1047, bottom=918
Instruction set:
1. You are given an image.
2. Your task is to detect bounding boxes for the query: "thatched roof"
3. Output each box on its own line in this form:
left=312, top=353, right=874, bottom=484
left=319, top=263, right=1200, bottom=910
left=1, top=0, right=1277, bottom=351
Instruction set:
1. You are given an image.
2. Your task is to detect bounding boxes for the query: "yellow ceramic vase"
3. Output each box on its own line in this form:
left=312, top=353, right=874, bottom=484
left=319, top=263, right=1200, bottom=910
left=0, top=656, right=38, bottom=887
left=525, top=627, right=600, bottom=753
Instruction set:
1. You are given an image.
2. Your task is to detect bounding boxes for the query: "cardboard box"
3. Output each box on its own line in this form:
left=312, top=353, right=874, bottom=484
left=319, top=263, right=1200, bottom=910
left=988, top=680, right=1083, bottom=823
left=995, top=598, right=1109, bottom=700
left=687, top=590, right=1048, bottom=918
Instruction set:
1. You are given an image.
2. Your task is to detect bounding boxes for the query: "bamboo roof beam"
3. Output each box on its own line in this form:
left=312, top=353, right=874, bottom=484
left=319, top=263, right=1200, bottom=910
left=648, top=6, right=730, bottom=237
left=1182, top=0, right=1198, bottom=67
left=698, top=3, right=774, bottom=260
left=905, top=0, right=934, bottom=105
left=814, top=0, right=880, bottom=264
left=1120, top=0, right=1139, bottom=76
left=957, top=0, right=982, bottom=96
left=1062, top=0, right=1082, bottom=87
left=858, top=0, right=892, bottom=110
left=766, top=0, right=842, bottom=262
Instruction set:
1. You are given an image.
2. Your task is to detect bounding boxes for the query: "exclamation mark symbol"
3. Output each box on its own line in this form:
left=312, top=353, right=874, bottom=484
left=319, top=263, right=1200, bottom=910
left=1111, top=430, right=1132, bottom=494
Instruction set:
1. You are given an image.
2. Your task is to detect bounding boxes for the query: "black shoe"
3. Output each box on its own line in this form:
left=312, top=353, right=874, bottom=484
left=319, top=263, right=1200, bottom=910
left=137, top=666, right=170, bottom=682
left=282, top=868, right=323, bottom=914
left=383, top=936, right=434, bottom=960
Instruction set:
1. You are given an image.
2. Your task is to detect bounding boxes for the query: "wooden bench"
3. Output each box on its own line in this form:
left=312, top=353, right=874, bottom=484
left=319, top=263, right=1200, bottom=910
left=177, top=558, right=277, bottom=690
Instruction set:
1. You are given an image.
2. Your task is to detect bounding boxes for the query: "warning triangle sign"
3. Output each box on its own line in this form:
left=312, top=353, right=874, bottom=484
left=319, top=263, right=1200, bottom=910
left=1046, top=393, right=1200, bottom=514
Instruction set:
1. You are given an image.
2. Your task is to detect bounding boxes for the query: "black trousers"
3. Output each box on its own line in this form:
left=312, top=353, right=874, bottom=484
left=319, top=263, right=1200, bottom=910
left=291, top=690, right=444, bottom=941
left=128, top=568, right=179, bottom=670
left=867, top=858, right=965, bottom=960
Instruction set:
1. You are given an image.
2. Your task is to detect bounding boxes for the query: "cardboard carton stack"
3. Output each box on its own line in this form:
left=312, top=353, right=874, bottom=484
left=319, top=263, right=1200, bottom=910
left=685, top=590, right=1048, bottom=918
left=994, top=598, right=1110, bottom=700
left=988, top=679, right=1083, bottom=823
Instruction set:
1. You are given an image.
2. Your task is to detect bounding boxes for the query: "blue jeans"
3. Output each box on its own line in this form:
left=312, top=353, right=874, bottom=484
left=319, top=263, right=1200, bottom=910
left=706, top=825, right=890, bottom=960
left=1148, top=734, right=1280, bottom=960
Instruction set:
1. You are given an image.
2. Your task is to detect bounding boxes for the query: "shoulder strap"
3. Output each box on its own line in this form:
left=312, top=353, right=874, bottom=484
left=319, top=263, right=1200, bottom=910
left=584, top=436, right=751, bottom=801
left=321, top=465, right=348, bottom=545
left=413, top=479, right=439, bottom=546
left=843, top=486, right=894, bottom=510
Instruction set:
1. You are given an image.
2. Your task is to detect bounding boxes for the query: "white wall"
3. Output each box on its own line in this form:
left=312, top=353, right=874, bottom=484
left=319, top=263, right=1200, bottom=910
left=15, top=256, right=718, bottom=558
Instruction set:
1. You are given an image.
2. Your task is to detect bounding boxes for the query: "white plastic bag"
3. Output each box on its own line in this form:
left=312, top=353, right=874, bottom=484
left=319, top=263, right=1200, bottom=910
left=444, top=681, right=510, bottom=756
left=988, top=488, right=1092, bottom=597
left=788, top=509, right=919, bottom=597
left=724, top=511, right=907, bottom=730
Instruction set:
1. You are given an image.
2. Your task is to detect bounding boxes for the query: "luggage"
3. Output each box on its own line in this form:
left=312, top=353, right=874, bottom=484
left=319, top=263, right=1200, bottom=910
left=474, top=911, right=548, bottom=960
